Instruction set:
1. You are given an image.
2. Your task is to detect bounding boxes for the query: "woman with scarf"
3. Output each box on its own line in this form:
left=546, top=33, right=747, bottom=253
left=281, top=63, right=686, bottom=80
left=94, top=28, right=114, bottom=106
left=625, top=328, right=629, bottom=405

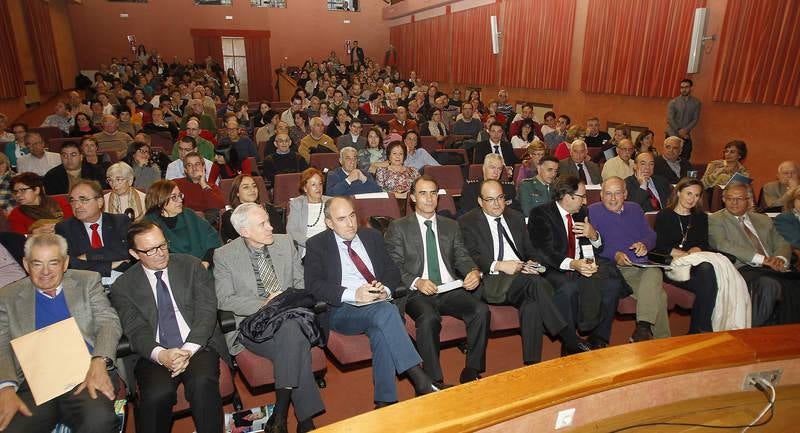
left=104, top=162, right=147, bottom=220
left=7, top=172, right=72, bottom=234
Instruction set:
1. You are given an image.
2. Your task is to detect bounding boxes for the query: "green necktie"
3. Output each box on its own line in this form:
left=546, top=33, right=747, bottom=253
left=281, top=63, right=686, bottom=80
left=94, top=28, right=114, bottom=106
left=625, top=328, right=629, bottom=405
left=424, top=220, right=442, bottom=285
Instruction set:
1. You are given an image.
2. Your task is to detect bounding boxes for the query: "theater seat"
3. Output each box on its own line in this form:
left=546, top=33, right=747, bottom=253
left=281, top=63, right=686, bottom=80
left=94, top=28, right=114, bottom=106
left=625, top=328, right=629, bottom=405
left=488, top=305, right=520, bottom=332
left=404, top=314, right=467, bottom=343
left=325, top=331, right=374, bottom=365
left=235, top=346, right=328, bottom=389
left=273, top=173, right=303, bottom=207
left=171, top=358, right=235, bottom=414
left=423, top=165, right=464, bottom=196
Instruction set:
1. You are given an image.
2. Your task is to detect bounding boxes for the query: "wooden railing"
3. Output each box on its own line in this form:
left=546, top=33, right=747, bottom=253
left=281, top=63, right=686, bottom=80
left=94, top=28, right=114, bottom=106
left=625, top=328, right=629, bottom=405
left=316, top=325, right=800, bottom=432
left=276, top=71, right=297, bottom=102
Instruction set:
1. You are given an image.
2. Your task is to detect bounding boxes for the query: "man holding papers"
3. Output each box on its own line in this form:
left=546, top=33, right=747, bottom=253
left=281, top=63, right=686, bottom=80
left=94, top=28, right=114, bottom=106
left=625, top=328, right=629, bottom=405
left=0, top=233, right=121, bottom=433
left=385, top=176, right=489, bottom=388
left=304, top=196, right=436, bottom=408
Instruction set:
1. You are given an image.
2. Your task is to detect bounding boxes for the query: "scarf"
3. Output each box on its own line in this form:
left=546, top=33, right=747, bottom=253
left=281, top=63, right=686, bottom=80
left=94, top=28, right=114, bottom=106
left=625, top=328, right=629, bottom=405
left=20, top=196, right=64, bottom=221
left=108, top=189, right=144, bottom=219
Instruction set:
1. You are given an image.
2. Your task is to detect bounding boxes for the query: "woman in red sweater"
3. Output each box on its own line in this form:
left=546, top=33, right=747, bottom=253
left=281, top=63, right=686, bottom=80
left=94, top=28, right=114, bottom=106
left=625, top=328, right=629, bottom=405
left=8, top=172, right=72, bottom=234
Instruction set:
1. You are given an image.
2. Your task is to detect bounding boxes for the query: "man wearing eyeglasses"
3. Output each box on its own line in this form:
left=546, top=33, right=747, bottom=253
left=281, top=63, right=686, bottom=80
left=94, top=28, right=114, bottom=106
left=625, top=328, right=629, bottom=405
left=42, top=141, right=107, bottom=195
left=55, top=180, right=131, bottom=285
left=111, top=221, right=228, bottom=433
left=460, top=179, right=590, bottom=364
left=174, top=152, right=225, bottom=225
left=165, top=136, right=213, bottom=182
left=458, top=153, right=518, bottom=216
left=169, top=119, right=214, bottom=162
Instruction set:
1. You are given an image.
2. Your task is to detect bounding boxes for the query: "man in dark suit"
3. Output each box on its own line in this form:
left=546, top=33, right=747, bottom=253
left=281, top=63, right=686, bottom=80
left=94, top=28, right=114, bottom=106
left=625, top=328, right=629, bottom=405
left=385, top=176, right=488, bottom=386
left=624, top=152, right=672, bottom=212
left=304, top=196, right=435, bottom=407
left=110, top=221, right=227, bottom=433
left=654, top=136, right=693, bottom=184
left=43, top=141, right=106, bottom=195
left=527, top=176, right=624, bottom=349
left=558, top=140, right=601, bottom=186
left=56, top=180, right=131, bottom=284
left=0, top=233, right=121, bottom=433
left=474, top=121, right=518, bottom=166
left=458, top=153, right=518, bottom=216
left=214, top=203, right=322, bottom=433
left=460, top=180, right=589, bottom=362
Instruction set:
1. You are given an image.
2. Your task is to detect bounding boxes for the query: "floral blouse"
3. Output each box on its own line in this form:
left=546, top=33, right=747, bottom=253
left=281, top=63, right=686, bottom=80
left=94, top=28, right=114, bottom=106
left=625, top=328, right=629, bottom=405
left=375, top=166, right=419, bottom=194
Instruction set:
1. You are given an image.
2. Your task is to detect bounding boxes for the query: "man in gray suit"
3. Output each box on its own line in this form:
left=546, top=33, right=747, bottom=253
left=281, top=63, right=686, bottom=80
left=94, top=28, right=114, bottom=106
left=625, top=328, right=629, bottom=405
left=709, top=183, right=800, bottom=325
left=336, top=119, right=367, bottom=150
left=0, top=233, right=121, bottom=433
left=385, top=175, right=489, bottom=387
left=214, top=203, right=322, bottom=433
left=558, top=140, right=601, bottom=186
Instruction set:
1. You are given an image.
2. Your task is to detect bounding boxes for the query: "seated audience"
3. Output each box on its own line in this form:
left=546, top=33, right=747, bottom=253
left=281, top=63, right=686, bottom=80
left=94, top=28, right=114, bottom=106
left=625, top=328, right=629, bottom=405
left=583, top=117, right=612, bottom=148
left=420, top=108, right=448, bottom=143
left=0, top=233, right=122, bottom=433
left=171, top=119, right=214, bottom=161
left=451, top=102, right=482, bottom=139
left=16, top=132, right=60, bottom=176
left=326, top=108, right=350, bottom=140
left=3, top=122, right=28, bottom=170
left=357, top=127, right=387, bottom=173
left=219, top=174, right=283, bottom=243
left=180, top=98, right=217, bottom=132
left=761, top=160, right=798, bottom=210
left=514, top=140, right=547, bottom=184
left=375, top=141, right=419, bottom=197
left=558, top=140, right=602, bottom=186
left=508, top=104, right=543, bottom=140
left=474, top=121, right=519, bottom=166
left=286, top=168, right=331, bottom=257
left=0, top=231, right=25, bottom=287
left=553, top=124, right=586, bottom=160
left=460, top=153, right=517, bottom=216
left=209, top=143, right=253, bottom=185
left=326, top=147, right=382, bottom=196
left=117, top=106, right=141, bottom=137
left=165, top=136, right=213, bottom=181
left=654, top=136, right=693, bottom=184
left=337, top=119, right=367, bottom=150
left=388, top=106, right=418, bottom=135
left=7, top=172, right=72, bottom=234
left=262, top=132, right=309, bottom=186
left=174, top=152, right=225, bottom=224
left=142, top=107, right=179, bottom=140
left=219, top=118, right=258, bottom=162
left=298, top=117, right=337, bottom=163
left=68, top=112, right=100, bottom=138
left=40, top=101, right=74, bottom=134
left=518, top=155, right=560, bottom=217
left=43, top=141, right=107, bottom=195
left=402, top=130, right=439, bottom=172
left=124, top=137, right=161, bottom=190
left=143, top=179, right=221, bottom=265
left=601, top=138, right=635, bottom=181
left=251, top=101, right=273, bottom=130
left=104, top=161, right=148, bottom=220
left=94, top=115, right=133, bottom=159
left=510, top=119, right=537, bottom=150
left=775, top=186, right=800, bottom=251
left=543, top=114, right=570, bottom=151
left=624, top=152, right=672, bottom=212
left=702, top=140, right=750, bottom=189
left=80, top=136, right=111, bottom=177
left=539, top=111, right=557, bottom=137
left=289, top=111, right=310, bottom=148
left=634, top=129, right=657, bottom=155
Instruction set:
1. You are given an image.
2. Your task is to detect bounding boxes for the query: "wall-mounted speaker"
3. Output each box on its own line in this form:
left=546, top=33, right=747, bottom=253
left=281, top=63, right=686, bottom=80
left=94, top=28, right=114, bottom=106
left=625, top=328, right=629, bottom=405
left=490, top=15, right=500, bottom=55
left=687, top=8, right=708, bottom=74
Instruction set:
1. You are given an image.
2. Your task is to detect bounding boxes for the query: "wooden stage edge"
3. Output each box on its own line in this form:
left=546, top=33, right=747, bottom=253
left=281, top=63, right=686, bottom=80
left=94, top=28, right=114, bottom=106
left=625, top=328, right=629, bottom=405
left=316, top=325, right=800, bottom=433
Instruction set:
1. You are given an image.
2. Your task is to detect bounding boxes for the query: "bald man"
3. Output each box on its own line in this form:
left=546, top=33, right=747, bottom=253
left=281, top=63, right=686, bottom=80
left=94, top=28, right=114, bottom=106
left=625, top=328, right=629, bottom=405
left=761, top=161, right=798, bottom=209
left=298, top=117, right=337, bottom=163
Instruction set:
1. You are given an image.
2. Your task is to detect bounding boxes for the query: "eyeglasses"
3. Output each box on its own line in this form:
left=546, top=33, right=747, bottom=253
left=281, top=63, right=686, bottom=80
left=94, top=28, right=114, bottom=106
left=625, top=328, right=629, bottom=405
left=480, top=194, right=506, bottom=204
left=68, top=196, right=101, bottom=205
left=570, top=193, right=586, bottom=199
left=169, top=193, right=184, bottom=202
left=133, top=242, right=169, bottom=256
left=106, top=177, right=128, bottom=184
left=137, top=148, right=150, bottom=154
left=12, top=187, right=32, bottom=195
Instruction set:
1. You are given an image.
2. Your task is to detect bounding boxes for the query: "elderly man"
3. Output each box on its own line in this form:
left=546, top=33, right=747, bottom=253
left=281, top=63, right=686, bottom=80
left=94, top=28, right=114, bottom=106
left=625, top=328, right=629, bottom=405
left=386, top=176, right=489, bottom=386
left=180, top=99, right=217, bottom=133
left=0, top=234, right=122, bottom=433
left=518, top=155, right=560, bottom=217
left=474, top=121, right=518, bottom=166
left=68, top=91, right=91, bottom=117
left=325, top=146, right=381, bottom=196
left=460, top=179, right=586, bottom=363
left=214, top=204, right=323, bottom=433
left=558, top=140, right=602, bottom=185
left=16, top=132, right=60, bottom=176
left=601, top=138, right=635, bottom=181
left=40, top=101, right=73, bottom=134
left=219, top=118, right=259, bottom=162
left=666, top=78, right=701, bottom=160
left=336, top=119, right=367, bottom=150
left=654, top=136, right=693, bottom=184
left=709, top=183, right=800, bottom=325
left=262, top=132, right=309, bottom=185
left=761, top=161, right=799, bottom=209
left=174, top=152, right=225, bottom=224
left=55, top=180, right=131, bottom=284
left=94, top=115, right=133, bottom=159
left=623, top=152, right=672, bottom=212
left=588, top=177, right=669, bottom=342
left=165, top=136, right=214, bottom=182
left=42, top=141, right=107, bottom=195
left=298, top=117, right=337, bottom=163
left=459, top=153, right=518, bottom=215
left=584, top=117, right=612, bottom=148
left=305, top=196, right=436, bottom=407
left=388, top=106, right=418, bottom=136
left=170, top=119, right=214, bottom=161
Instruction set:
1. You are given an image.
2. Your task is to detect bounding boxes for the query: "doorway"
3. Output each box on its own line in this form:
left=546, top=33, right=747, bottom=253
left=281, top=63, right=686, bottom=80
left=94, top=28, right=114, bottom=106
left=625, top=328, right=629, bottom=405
left=222, top=36, right=248, bottom=100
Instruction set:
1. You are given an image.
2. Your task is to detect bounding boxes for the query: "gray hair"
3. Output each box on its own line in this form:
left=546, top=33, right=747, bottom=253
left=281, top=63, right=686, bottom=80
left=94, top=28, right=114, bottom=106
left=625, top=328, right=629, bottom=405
left=24, top=233, right=68, bottom=261
left=569, top=139, right=587, bottom=152
left=107, top=161, right=135, bottom=181
left=230, top=202, right=264, bottom=235
left=482, top=153, right=504, bottom=166
left=339, top=146, right=357, bottom=162
left=664, top=136, right=684, bottom=148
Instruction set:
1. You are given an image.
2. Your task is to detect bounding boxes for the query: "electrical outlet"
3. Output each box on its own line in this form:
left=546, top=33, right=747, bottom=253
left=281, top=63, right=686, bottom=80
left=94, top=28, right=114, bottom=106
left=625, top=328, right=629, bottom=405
left=742, top=369, right=782, bottom=391
left=555, top=408, right=575, bottom=429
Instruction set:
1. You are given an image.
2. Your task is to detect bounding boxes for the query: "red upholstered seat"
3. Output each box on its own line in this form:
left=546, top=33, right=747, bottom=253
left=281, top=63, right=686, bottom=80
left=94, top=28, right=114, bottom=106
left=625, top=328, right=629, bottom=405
left=488, top=305, right=520, bottom=332
left=405, top=314, right=467, bottom=342
left=309, top=153, right=341, bottom=172
left=325, top=331, right=374, bottom=365
left=235, top=346, right=327, bottom=388
left=273, top=173, right=303, bottom=207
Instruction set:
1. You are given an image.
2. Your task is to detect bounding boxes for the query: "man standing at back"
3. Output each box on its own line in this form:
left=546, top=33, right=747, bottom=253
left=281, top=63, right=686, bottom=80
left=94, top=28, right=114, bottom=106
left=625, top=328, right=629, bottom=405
left=666, top=79, right=701, bottom=160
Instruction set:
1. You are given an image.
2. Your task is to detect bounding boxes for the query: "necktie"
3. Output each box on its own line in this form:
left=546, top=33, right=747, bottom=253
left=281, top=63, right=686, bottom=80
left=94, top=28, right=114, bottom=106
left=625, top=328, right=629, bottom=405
left=495, top=218, right=505, bottom=261
left=154, top=271, right=183, bottom=349
left=566, top=214, right=576, bottom=259
left=90, top=223, right=102, bottom=249
left=738, top=216, right=767, bottom=256
left=344, top=240, right=376, bottom=283
left=646, top=186, right=661, bottom=211
left=424, top=220, right=442, bottom=285
left=576, top=163, right=588, bottom=184
left=254, top=249, right=281, bottom=296
left=493, top=145, right=500, bottom=155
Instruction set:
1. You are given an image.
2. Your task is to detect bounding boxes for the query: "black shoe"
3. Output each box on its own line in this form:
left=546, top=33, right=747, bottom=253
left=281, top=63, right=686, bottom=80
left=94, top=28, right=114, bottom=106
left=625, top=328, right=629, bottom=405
left=374, top=401, right=398, bottom=409
left=630, top=321, right=654, bottom=343
left=432, top=381, right=454, bottom=390
left=588, top=335, right=609, bottom=350
left=265, top=413, right=288, bottom=433
left=561, top=338, right=593, bottom=356
left=459, top=367, right=482, bottom=384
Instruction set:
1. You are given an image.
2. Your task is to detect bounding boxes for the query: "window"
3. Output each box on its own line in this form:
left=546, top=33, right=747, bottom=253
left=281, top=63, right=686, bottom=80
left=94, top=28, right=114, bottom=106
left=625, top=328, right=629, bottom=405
left=327, top=0, right=359, bottom=11
left=251, top=0, right=286, bottom=7
left=221, top=37, right=248, bottom=100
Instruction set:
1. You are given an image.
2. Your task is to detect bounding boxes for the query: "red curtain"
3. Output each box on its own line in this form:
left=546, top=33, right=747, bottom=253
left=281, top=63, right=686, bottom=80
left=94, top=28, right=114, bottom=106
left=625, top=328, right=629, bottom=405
left=244, top=36, right=273, bottom=102
left=23, top=0, right=62, bottom=94
left=191, top=30, right=225, bottom=65
left=390, top=23, right=415, bottom=78
left=451, top=3, right=498, bottom=85
left=412, top=15, right=450, bottom=83
left=500, top=0, right=576, bottom=90
left=0, top=1, right=23, bottom=98
left=581, top=0, right=703, bottom=97
left=712, top=0, right=800, bottom=107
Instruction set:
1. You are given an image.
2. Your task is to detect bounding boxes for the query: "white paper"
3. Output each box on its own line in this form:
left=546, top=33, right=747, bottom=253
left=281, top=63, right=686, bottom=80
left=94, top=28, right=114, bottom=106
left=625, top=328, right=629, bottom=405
left=437, top=280, right=464, bottom=294
left=343, top=296, right=393, bottom=307
left=581, top=245, right=595, bottom=261
left=585, top=184, right=601, bottom=190
left=353, top=192, right=390, bottom=199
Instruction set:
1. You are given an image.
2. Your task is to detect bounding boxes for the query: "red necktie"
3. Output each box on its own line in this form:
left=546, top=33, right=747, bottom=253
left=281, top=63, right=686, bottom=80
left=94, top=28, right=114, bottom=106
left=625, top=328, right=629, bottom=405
left=566, top=214, right=576, bottom=259
left=647, top=187, right=661, bottom=211
left=90, top=223, right=103, bottom=249
left=344, top=240, right=376, bottom=283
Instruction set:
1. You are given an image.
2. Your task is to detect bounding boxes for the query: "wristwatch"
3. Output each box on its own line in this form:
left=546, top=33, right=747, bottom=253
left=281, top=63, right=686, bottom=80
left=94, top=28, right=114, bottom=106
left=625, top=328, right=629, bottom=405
left=92, top=356, right=115, bottom=371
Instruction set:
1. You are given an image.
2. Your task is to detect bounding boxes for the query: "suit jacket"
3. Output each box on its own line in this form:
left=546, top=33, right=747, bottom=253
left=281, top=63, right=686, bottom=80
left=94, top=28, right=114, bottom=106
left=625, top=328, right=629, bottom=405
left=708, top=209, right=792, bottom=268
left=286, top=195, right=332, bottom=249
left=458, top=179, right=518, bottom=216
left=459, top=208, right=534, bottom=303
left=305, top=227, right=402, bottom=307
left=336, top=134, right=367, bottom=151
left=55, top=213, right=131, bottom=277
left=384, top=214, right=477, bottom=291
left=213, top=235, right=304, bottom=355
left=654, top=155, right=692, bottom=184
left=0, top=270, right=122, bottom=384
left=527, top=201, right=592, bottom=269
left=558, top=159, right=602, bottom=185
left=110, top=253, right=229, bottom=364
left=624, top=175, right=673, bottom=212
left=474, top=140, right=519, bottom=165
left=761, top=181, right=789, bottom=209
left=43, top=163, right=107, bottom=195
left=326, top=167, right=382, bottom=196
left=774, top=211, right=800, bottom=249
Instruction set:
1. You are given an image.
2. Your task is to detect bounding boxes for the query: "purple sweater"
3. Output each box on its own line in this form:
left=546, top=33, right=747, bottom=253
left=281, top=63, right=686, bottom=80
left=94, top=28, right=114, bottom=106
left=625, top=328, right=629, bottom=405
left=588, top=201, right=656, bottom=264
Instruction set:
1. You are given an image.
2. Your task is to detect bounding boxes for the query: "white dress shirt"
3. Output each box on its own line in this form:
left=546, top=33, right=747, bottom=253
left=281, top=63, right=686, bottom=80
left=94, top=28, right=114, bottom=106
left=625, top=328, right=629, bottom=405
left=556, top=202, right=602, bottom=270
left=142, top=266, right=201, bottom=363
left=483, top=212, right=519, bottom=274
left=411, top=213, right=455, bottom=289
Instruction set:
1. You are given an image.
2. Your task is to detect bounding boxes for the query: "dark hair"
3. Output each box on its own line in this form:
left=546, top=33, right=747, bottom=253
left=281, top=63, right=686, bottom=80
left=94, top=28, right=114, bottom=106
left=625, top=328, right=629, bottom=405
left=539, top=155, right=560, bottom=166
left=681, top=78, right=694, bottom=87
left=559, top=114, right=572, bottom=125
left=60, top=141, right=82, bottom=154
left=179, top=136, right=196, bottom=147
left=634, top=129, right=655, bottom=152
left=544, top=111, right=556, bottom=120
left=665, top=178, right=704, bottom=212
left=229, top=174, right=261, bottom=208
left=69, top=179, right=103, bottom=197
left=145, top=179, right=178, bottom=215
left=402, top=130, right=419, bottom=143
left=552, top=175, right=583, bottom=202
left=11, top=172, right=46, bottom=198
left=724, top=140, right=748, bottom=161
left=385, top=141, right=407, bottom=163
left=517, top=119, right=536, bottom=140
left=489, top=121, right=504, bottom=130
left=411, top=174, right=439, bottom=194
left=10, top=122, right=27, bottom=132
left=214, top=143, right=240, bottom=171
left=293, top=111, right=308, bottom=124
left=126, top=220, right=160, bottom=250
